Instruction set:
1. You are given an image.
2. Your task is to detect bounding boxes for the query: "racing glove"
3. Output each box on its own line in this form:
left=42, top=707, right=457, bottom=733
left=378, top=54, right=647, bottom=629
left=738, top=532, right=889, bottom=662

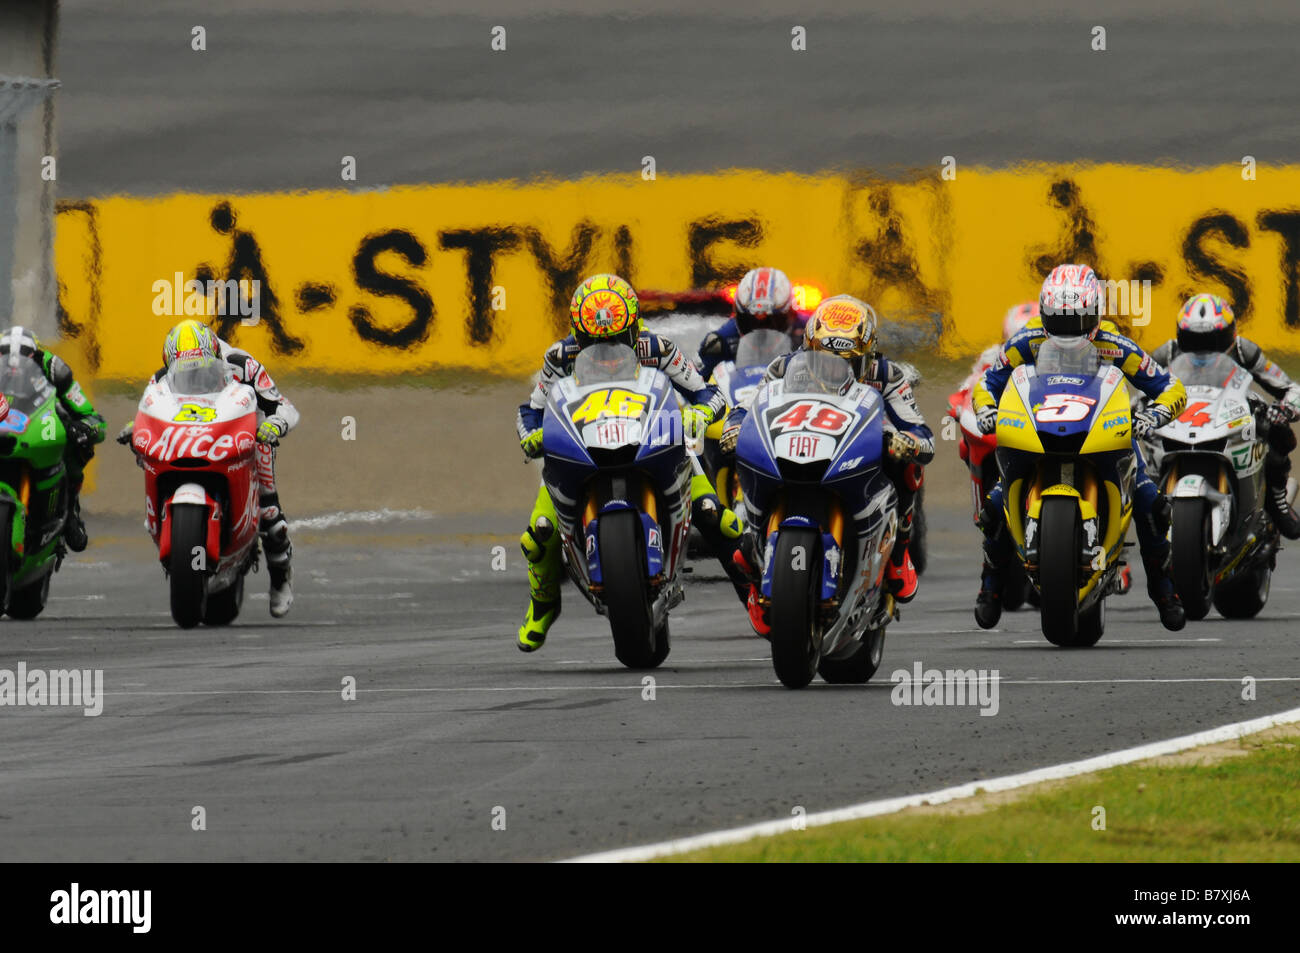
left=683, top=404, right=713, bottom=442
left=887, top=430, right=922, bottom=461
left=719, top=420, right=742, bottom=455
left=67, top=418, right=98, bottom=454
left=1266, top=400, right=1300, bottom=427
left=975, top=404, right=998, bottom=435
left=257, top=416, right=288, bottom=446
left=116, top=420, right=134, bottom=445
left=520, top=428, right=544, bottom=459
left=1133, top=406, right=1171, bottom=440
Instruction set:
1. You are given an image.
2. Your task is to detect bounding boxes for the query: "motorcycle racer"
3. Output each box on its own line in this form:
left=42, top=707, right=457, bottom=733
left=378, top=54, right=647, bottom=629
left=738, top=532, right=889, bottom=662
left=972, top=264, right=1187, bottom=632
left=721, top=294, right=934, bottom=632
left=515, top=274, right=731, bottom=652
left=0, top=326, right=106, bottom=552
left=117, top=320, right=300, bottom=617
left=696, top=267, right=803, bottom=380
left=1151, top=293, right=1300, bottom=540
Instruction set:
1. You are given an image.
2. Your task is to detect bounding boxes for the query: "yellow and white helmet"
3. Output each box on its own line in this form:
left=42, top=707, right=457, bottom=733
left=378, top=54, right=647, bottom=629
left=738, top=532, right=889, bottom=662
left=162, top=319, right=220, bottom=369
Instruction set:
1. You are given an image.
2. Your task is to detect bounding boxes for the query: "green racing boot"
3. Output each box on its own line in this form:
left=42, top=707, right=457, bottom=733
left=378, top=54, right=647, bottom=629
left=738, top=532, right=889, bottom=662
left=516, top=486, right=562, bottom=652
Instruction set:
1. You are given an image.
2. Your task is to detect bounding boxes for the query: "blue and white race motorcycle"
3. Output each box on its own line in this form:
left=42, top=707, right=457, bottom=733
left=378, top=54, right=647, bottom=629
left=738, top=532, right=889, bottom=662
left=736, top=350, right=901, bottom=688
left=541, top=343, right=693, bottom=668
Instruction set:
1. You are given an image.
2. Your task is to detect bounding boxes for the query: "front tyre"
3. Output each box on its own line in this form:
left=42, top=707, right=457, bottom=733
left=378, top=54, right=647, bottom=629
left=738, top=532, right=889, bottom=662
left=600, top=510, right=668, bottom=669
left=1171, top=499, right=1214, bottom=621
left=169, top=503, right=209, bottom=629
left=770, top=527, right=820, bottom=688
left=1039, top=495, right=1082, bottom=646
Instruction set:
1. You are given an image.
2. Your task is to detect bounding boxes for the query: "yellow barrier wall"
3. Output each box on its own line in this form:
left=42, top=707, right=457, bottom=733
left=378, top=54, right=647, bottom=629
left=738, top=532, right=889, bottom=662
left=52, top=165, right=1300, bottom=381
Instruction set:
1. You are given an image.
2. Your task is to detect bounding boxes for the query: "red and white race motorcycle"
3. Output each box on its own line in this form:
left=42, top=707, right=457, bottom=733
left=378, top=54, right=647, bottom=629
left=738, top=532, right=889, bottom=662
left=128, top=357, right=261, bottom=628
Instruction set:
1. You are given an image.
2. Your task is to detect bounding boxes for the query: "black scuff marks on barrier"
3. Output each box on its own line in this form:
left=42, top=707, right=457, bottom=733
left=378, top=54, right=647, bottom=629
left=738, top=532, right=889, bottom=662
left=1257, top=209, right=1300, bottom=328
left=688, top=215, right=762, bottom=288
left=523, top=221, right=598, bottom=336
left=439, top=226, right=521, bottom=346
left=614, top=224, right=635, bottom=287
left=1026, top=179, right=1110, bottom=281
left=296, top=282, right=336, bottom=312
left=854, top=187, right=943, bottom=318
left=201, top=201, right=305, bottom=356
left=348, top=229, right=434, bottom=348
left=1181, top=212, right=1251, bottom=323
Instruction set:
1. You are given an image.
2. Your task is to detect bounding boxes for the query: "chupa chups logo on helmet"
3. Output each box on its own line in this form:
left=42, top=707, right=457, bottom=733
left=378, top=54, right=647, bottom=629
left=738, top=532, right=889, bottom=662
left=818, top=301, right=865, bottom=331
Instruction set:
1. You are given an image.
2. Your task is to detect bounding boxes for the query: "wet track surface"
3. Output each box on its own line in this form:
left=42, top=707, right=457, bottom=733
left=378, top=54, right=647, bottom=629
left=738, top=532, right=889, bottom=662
left=2, top=508, right=1296, bottom=861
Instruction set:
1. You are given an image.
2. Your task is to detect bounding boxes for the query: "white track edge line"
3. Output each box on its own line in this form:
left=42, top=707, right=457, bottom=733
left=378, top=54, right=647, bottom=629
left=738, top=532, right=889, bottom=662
left=563, top=705, right=1300, bottom=863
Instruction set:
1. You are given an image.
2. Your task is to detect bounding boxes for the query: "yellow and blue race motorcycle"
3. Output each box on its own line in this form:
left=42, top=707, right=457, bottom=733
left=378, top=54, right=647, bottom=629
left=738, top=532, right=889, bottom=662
left=995, top=340, right=1136, bottom=647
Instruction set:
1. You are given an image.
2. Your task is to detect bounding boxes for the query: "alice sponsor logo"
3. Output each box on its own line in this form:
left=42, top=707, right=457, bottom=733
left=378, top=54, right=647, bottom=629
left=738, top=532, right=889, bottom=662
left=151, top=271, right=260, bottom=323
left=0, top=663, right=103, bottom=717
left=136, top=424, right=255, bottom=463
left=890, top=661, right=999, bottom=716
left=50, top=884, right=150, bottom=934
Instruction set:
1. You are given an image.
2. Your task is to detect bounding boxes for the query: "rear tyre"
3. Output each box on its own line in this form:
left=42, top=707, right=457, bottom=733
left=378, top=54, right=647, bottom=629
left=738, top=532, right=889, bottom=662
left=1039, top=496, right=1081, bottom=646
left=203, top=573, right=245, bottom=626
left=770, top=528, right=820, bottom=689
left=169, top=504, right=209, bottom=630
left=1213, top=561, right=1271, bottom=620
left=5, top=570, right=51, bottom=620
left=1171, top=499, right=1214, bottom=621
left=600, top=510, right=666, bottom=669
left=817, top=627, right=886, bottom=684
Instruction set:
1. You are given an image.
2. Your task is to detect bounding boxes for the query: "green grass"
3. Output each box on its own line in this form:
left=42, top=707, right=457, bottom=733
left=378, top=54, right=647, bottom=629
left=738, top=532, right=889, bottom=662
left=666, top=734, right=1300, bottom=862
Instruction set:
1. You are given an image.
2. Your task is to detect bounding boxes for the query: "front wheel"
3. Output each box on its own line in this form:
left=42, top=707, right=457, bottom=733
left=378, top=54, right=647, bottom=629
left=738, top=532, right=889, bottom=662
left=910, top=485, right=928, bottom=576
left=169, top=503, right=209, bottom=629
left=1038, top=496, right=1082, bottom=646
left=1171, top=499, right=1214, bottom=621
left=817, top=627, right=886, bottom=684
left=600, top=510, right=667, bottom=669
left=770, top=528, right=820, bottom=688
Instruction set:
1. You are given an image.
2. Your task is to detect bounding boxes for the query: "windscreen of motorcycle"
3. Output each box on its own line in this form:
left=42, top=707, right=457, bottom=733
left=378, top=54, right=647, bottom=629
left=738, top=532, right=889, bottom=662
left=572, top=343, right=639, bottom=386
left=0, top=356, right=54, bottom=432
left=166, top=356, right=233, bottom=395
left=1165, top=351, right=1254, bottom=441
left=763, top=351, right=867, bottom=465
left=734, top=329, right=793, bottom=371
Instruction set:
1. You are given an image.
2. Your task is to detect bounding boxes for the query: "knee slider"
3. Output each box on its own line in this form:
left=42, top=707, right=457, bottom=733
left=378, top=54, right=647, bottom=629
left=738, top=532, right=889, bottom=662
left=520, top=516, right=554, bottom=563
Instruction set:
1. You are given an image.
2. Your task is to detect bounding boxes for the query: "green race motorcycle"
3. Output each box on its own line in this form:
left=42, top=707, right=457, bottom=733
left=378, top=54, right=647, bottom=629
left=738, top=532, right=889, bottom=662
left=0, top=355, right=70, bottom=619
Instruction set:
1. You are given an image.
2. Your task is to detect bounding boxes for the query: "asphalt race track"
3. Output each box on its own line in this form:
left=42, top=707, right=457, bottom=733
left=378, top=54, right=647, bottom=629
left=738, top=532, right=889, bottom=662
left=2, top=506, right=1296, bottom=862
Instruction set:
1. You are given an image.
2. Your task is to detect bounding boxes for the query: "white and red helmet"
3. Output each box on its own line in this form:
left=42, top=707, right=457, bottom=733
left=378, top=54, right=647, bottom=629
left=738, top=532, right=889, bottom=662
left=733, top=267, right=794, bottom=335
left=1039, top=264, right=1102, bottom=339
left=1002, top=301, right=1039, bottom=341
